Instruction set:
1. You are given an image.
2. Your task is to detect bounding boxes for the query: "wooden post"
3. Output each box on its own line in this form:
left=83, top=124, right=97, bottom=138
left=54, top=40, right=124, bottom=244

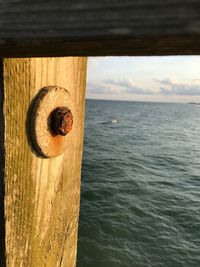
left=1, top=57, right=87, bottom=266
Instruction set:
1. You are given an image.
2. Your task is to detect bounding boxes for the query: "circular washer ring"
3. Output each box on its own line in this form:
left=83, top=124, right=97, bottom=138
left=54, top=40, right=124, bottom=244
left=28, top=86, right=73, bottom=158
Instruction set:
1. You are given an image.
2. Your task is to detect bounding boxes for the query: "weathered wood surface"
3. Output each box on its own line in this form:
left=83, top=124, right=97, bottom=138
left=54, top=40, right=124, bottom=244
left=1, top=0, right=200, bottom=56
left=3, top=57, right=87, bottom=266
left=0, top=60, right=6, bottom=267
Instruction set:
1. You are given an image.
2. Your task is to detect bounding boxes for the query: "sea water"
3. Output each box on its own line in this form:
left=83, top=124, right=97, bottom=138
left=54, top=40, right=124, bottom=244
left=77, top=100, right=200, bottom=267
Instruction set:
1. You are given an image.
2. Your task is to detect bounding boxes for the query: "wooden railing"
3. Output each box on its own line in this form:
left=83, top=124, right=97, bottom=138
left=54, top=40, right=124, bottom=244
left=0, top=1, right=200, bottom=266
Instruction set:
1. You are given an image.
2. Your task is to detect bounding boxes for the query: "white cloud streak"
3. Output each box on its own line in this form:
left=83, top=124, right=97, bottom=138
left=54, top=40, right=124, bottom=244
left=87, top=78, right=154, bottom=95
left=155, top=78, right=200, bottom=96
left=87, top=77, right=200, bottom=97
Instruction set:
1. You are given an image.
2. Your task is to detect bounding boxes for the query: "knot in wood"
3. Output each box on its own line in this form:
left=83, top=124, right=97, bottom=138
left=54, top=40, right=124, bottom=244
left=51, top=106, right=73, bottom=136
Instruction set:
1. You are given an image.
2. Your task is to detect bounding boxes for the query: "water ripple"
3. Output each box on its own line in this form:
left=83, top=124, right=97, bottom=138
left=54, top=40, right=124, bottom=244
left=78, top=100, right=200, bottom=267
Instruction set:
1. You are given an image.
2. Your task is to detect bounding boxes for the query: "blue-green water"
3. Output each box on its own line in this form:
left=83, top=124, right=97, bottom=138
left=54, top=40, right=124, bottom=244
left=77, top=100, right=200, bottom=267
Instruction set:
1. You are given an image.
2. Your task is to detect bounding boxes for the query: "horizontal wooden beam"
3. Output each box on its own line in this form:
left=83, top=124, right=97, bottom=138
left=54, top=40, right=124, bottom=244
left=1, top=0, right=200, bottom=56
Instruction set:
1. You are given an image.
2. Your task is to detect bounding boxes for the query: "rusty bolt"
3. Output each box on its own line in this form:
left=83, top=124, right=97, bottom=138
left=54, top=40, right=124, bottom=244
left=50, top=106, right=73, bottom=136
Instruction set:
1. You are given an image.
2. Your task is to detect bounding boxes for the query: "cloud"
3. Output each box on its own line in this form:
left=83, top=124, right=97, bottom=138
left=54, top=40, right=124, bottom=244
left=87, top=82, right=122, bottom=94
left=104, top=78, right=152, bottom=94
left=87, top=78, right=154, bottom=95
left=155, top=78, right=200, bottom=96
left=88, top=77, right=200, bottom=97
left=154, top=78, right=174, bottom=86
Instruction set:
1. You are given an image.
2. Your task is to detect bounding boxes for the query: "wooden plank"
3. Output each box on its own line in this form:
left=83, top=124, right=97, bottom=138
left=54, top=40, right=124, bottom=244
left=3, top=57, right=87, bottom=266
left=1, top=0, right=200, bottom=56
left=0, top=60, right=6, bottom=267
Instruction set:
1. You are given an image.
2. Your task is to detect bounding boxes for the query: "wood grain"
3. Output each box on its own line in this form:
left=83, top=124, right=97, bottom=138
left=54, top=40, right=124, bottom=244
left=0, top=60, right=6, bottom=267
left=3, top=57, right=87, bottom=266
left=1, top=0, right=200, bottom=56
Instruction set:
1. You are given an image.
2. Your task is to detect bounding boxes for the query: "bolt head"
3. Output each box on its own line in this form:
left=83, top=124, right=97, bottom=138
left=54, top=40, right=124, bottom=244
left=51, top=106, right=73, bottom=136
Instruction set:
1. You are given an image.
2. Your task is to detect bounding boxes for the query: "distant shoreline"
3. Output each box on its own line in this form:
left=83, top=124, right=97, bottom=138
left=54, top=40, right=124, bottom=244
left=188, top=102, right=200, bottom=105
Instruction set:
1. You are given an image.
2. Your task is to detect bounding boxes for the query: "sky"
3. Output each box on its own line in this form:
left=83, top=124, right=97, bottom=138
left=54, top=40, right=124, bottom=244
left=86, top=56, right=200, bottom=103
